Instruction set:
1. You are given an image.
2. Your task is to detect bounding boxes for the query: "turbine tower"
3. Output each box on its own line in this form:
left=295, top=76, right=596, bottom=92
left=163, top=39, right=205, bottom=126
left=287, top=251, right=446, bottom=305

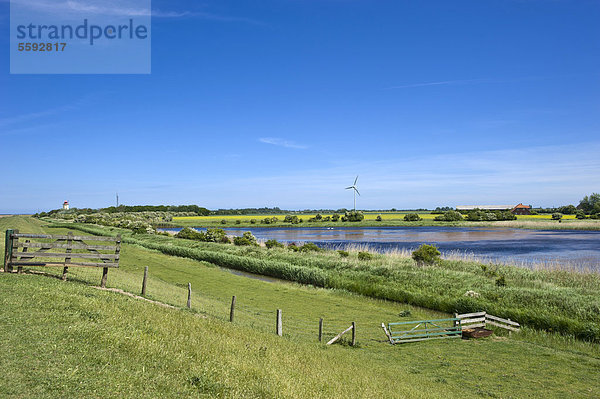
left=345, top=176, right=360, bottom=211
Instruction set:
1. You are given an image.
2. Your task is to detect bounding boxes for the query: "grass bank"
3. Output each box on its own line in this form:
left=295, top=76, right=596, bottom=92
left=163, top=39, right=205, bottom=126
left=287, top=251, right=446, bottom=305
left=47, top=220, right=600, bottom=343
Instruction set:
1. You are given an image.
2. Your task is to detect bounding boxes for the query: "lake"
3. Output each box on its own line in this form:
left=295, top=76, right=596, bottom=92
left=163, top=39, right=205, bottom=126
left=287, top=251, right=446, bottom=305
left=159, top=226, right=600, bottom=271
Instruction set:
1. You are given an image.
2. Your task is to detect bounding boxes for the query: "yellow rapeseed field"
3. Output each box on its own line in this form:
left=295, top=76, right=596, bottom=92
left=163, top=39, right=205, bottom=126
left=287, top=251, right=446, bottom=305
left=173, top=213, right=577, bottom=222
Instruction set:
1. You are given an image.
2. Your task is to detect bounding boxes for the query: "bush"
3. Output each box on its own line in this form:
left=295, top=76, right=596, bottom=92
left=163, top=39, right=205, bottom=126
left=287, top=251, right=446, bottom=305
left=357, top=251, right=373, bottom=261
left=175, top=227, right=204, bottom=240
left=412, top=244, right=441, bottom=265
left=287, top=243, right=300, bottom=252
left=300, top=242, right=321, bottom=252
left=576, top=211, right=586, bottom=220
left=342, top=211, right=364, bottom=222
left=220, top=219, right=227, bottom=224
left=376, top=215, right=382, bottom=222
left=552, top=213, right=563, bottom=220
left=331, top=213, right=340, bottom=222
left=203, top=228, right=226, bottom=243
left=283, top=215, right=301, bottom=224
left=233, top=232, right=258, bottom=246
left=399, top=310, right=411, bottom=317
left=337, top=250, right=349, bottom=257
left=250, top=219, right=257, bottom=224
left=434, top=210, right=463, bottom=222
left=404, top=213, right=422, bottom=222
left=466, top=210, right=516, bottom=221
left=235, top=219, right=242, bottom=224
left=265, top=239, right=284, bottom=249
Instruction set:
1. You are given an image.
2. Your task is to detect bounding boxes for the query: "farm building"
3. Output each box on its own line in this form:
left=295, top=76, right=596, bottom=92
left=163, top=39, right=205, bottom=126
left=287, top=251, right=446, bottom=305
left=456, top=203, right=531, bottom=215
left=63, top=201, right=69, bottom=210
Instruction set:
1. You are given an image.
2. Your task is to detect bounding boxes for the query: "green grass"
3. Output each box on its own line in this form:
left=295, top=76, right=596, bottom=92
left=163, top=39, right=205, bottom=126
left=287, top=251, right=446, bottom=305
left=1, top=216, right=600, bottom=398
left=47, top=220, right=600, bottom=342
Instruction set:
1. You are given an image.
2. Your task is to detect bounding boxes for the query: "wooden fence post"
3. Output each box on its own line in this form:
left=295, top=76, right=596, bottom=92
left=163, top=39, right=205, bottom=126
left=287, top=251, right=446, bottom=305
left=187, top=283, right=192, bottom=308
left=230, top=296, right=236, bottom=322
left=17, top=240, right=29, bottom=274
left=352, top=322, right=356, bottom=346
left=63, top=232, right=72, bottom=281
left=276, top=309, right=282, bottom=336
left=141, top=266, right=148, bottom=296
left=318, top=318, right=323, bottom=342
left=453, top=312, right=458, bottom=328
left=4, top=229, right=14, bottom=273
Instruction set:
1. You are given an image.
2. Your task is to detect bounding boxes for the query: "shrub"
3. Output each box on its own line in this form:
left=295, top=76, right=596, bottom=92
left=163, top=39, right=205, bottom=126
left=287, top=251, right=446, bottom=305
left=434, top=210, right=463, bottom=222
left=331, top=213, right=340, bottom=222
left=220, top=219, right=227, bottom=224
left=283, top=215, right=301, bottom=224
left=315, top=213, right=323, bottom=221
left=404, top=213, right=422, bottom=222
left=265, top=239, right=284, bottom=249
left=287, top=243, right=300, bottom=252
left=376, top=215, right=382, bottom=221
left=496, top=275, right=507, bottom=287
left=220, top=236, right=231, bottom=244
left=233, top=232, right=258, bottom=246
left=337, top=250, right=349, bottom=257
left=300, top=242, right=321, bottom=252
left=576, top=211, right=586, bottom=220
left=203, top=228, right=227, bottom=243
left=250, top=219, right=257, bottom=224
left=322, top=216, right=331, bottom=222
left=412, top=244, right=441, bottom=265
left=552, top=213, right=563, bottom=220
left=235, top=219, right=242, bottom=224
left=343, top=210, right=364, bottom=222
left=398, top=310, right=412, bottom=317
left=175, top=227, right=204, bottom=240
left=357, top=251, right=373, bottom=261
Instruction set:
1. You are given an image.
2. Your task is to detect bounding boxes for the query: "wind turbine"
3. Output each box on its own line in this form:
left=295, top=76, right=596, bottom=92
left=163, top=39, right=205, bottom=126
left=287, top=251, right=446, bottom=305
left=345, top=176, right=360, bottom=211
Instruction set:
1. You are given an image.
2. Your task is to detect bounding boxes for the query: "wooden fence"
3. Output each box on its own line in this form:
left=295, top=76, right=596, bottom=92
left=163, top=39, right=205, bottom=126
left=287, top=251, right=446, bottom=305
left=3, top=229, right=121, bottom=287
left=456, top=311, right=520, bottom=332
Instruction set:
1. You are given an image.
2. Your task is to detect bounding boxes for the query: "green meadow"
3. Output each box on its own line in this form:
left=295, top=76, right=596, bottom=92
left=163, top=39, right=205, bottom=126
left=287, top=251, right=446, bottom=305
left=1, top=216, right=599, bottom=398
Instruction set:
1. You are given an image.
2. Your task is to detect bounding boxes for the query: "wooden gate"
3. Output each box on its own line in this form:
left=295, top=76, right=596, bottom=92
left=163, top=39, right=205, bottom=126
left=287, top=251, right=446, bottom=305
left=3, top=229, right=120, bottom=287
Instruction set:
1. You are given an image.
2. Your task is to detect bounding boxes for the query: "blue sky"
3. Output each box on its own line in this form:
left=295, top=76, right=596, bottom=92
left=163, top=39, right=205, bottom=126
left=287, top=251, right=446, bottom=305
left=1, top=0, right=599, bottom=213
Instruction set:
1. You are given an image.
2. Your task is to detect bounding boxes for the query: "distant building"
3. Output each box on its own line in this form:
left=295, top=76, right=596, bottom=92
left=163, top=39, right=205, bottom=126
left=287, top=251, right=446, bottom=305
left=63, top=201, right=69, bottom=210
left=456, top=203, right=531, bottom=215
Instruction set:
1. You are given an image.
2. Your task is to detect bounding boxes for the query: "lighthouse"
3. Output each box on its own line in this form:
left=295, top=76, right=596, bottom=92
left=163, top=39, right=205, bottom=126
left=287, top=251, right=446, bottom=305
left=63, top=201, right=69, bottom=210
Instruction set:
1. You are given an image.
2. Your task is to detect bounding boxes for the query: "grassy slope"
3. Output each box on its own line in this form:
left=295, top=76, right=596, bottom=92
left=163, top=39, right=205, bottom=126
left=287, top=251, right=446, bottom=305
left=1, top=216, right=600, bottom=398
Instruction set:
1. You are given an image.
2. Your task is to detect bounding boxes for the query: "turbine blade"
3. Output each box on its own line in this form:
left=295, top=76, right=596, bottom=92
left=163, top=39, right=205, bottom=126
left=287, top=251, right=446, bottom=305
left=354, top=176, right=359, bottom=185
left=354, top=188, right=360, bottom=196
left=345, top=186, right=353, bottom=190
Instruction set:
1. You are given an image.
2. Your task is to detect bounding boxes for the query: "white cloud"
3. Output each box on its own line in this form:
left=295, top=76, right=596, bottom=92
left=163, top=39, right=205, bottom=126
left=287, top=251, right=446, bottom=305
left=259, top=137, right=308, bottom=150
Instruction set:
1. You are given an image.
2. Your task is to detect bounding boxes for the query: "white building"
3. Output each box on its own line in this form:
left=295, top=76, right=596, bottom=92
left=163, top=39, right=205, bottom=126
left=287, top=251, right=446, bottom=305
left=63, top=201, right=69, bottom=210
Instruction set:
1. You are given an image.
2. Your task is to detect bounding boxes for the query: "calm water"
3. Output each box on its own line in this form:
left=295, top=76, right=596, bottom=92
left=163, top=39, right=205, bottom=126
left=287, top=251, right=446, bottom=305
left=160, top=226, right=600, bottom=271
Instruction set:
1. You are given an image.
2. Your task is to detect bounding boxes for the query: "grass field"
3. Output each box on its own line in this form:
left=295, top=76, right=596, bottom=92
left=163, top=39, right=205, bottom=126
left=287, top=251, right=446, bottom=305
left=1, top=216, right=600, bottom=398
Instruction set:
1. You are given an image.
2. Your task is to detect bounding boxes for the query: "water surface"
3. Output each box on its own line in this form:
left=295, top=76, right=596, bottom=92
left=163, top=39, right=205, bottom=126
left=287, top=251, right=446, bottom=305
left=161, top=226, right=600, bottom=271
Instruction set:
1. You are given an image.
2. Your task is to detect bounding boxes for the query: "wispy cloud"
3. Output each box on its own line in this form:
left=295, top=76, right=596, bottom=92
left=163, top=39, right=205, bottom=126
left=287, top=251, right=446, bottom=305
left=259, top=137, right=308, bottom=150
left=10, top=0, right=260, bottom=22
left=387, top=79, right=489, bottom=89
left=387, top=76, right=550, bottom=90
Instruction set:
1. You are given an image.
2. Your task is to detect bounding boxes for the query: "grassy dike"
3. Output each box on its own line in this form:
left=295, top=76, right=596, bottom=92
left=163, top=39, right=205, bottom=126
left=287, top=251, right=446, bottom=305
left=51, top=220, right=600, bottom=343
left=1, top=216, right=599, bottom=398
